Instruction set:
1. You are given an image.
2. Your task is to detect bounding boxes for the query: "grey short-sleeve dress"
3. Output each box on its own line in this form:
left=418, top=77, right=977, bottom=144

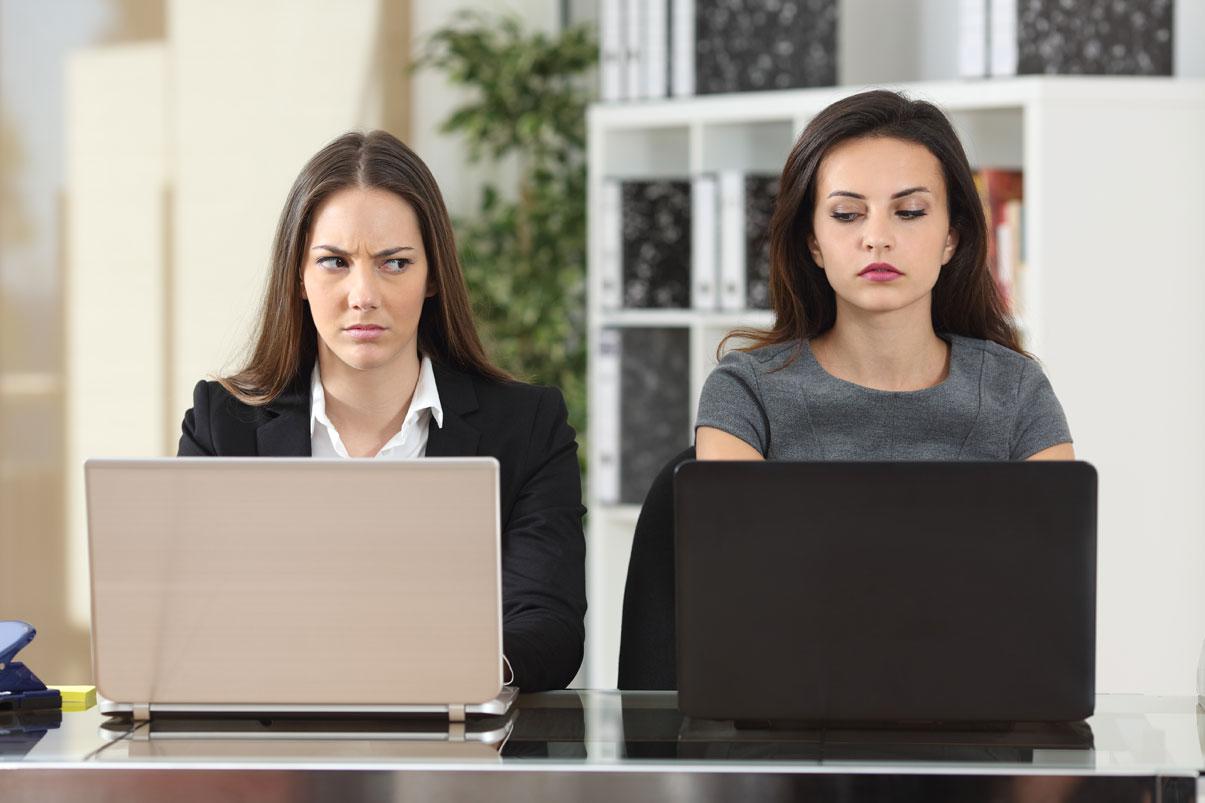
left=695, top=334, right=1071, bottom=461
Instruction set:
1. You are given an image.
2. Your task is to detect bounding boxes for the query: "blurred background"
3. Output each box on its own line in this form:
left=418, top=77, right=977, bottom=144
left=2, top=0, right=1203, bottom=694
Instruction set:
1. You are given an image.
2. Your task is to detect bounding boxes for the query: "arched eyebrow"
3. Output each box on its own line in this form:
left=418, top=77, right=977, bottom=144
left=311, top=245, right=416, bottom=257
left=827, top=187, right=932, bottom=200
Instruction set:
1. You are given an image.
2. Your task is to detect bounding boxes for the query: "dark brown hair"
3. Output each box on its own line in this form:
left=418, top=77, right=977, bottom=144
left=221, top=130, right=509, bottom=404
left=725, top=89, right=1024, bottom=359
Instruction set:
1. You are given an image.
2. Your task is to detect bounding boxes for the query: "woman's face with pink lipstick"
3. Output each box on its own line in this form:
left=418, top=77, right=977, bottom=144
left=807, top=136, right=959, bottom=318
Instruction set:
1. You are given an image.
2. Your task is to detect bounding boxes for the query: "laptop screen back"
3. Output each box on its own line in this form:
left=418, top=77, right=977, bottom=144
left=86, top=458, right=501, bottom=708
left=675, top=461, right=1097, bottom=723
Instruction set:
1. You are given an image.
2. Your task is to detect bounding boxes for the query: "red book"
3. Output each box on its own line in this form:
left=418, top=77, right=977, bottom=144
left=973, top=169, right=1023, bottom=311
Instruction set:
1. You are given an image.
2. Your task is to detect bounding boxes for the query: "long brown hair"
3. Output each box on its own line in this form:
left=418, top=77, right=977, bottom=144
left=221, top=130, right=510, bottom=404
left=725, top=89, right=1024, bottom=359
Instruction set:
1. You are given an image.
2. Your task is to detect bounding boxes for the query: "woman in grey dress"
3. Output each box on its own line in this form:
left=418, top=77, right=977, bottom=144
left=696, top=90, right=1074, bottom=462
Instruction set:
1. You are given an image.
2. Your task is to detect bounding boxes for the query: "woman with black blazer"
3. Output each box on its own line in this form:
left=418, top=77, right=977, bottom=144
left=178, top=130, right=585, bottom=693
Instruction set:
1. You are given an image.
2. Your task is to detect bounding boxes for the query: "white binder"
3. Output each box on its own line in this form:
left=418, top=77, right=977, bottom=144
left=623, top=0, right=644, bottom=99
left=691, top=174, right=718, bottom=310
left=599, top=180, right=623, bottom=310
left=593, top=329, right=622, bottom=505
left=958, top=0, right=990, bottom=79
left=600, top=0, right=625, bottom=101
left=718, top=170, right=747, bottom=311
left=671, top=0, right=695, bottom=97
left=643, top=0, right=668, bottom=99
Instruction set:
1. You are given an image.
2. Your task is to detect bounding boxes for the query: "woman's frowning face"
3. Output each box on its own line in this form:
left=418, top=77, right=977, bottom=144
left=301, top=186, right=433, bottom=375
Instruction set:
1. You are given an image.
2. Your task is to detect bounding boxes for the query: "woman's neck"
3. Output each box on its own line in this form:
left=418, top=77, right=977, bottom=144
left=317, top=347, right=421, bottom=457
left=810, top=302, right=949, bottom=392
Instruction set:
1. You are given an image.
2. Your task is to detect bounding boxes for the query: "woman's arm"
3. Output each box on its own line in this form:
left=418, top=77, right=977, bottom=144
left=696, top=426, right=765, bottom=460
left=499, top=386, right=587, bottom=692
left=694, top=349, right=771, bottom=460
left=1026, top=442, right=1075, bottom=461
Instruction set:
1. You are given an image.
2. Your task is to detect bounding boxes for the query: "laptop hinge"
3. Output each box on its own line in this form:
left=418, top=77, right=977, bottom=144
left=448, top=704, right=466, bottom=723
left=448, top=721, right=466, bottom=741
left=131, top=703, right=151, bottom=721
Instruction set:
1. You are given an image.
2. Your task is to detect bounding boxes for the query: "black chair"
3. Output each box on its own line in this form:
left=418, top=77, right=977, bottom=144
left=616, top=445, right=695, bottom=690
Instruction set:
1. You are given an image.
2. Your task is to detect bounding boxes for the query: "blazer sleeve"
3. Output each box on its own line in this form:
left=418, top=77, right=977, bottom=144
left=178, top=380, right=216, bottom=456
left=501, top=386, right=587, bottom=692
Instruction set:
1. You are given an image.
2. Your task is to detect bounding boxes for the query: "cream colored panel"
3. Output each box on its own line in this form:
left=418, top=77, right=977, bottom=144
left=65, top=42, right=169, bottom=624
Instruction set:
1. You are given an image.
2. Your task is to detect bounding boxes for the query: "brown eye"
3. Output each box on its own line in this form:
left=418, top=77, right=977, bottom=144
left=381, top=258, right=413, bottom=274
left=317, top=256, right=347, bottom=270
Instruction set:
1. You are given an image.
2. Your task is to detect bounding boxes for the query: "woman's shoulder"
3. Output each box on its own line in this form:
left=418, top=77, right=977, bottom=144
left=179, top=376, right=292, bottom=456
left=443, top=366, right=567, bottom=424
left=716, top=340, right=803, bottom=374
left=470, top=372, right=560, bottom=406
left=451, top=370, right=576, bottom=449
left=945, top=334, right=1049, bottom=396
left=188, top=378, right=278, bottom=427
left=190, top=378, right=234, bottom=413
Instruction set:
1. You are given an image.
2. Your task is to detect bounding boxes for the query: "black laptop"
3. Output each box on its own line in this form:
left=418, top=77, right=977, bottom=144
left=674, top=461, right=1097, bottom=725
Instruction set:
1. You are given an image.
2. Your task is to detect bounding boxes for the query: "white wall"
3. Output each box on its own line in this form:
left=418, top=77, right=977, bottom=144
left=64, top=42, right=169, bottom=623
left=1028, top=90, right=1205, bottom=695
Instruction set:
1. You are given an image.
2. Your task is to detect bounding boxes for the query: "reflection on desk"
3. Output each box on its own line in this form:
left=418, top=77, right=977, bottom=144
left=502, top=686, right=587, bottom=759
left=0, top=710, right=61, bottom=760
left=0, top=692, right=1199, bottom=803
left=631, top=707, right=1095, bottom=764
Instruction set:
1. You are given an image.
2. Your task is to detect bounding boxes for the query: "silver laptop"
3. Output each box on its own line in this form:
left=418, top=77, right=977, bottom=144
left=85, top=457, right=516, bottom=721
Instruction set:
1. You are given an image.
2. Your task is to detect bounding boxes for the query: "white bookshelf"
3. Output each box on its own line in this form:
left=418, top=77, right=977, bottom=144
left=584, top=77, right=1205, bottom=695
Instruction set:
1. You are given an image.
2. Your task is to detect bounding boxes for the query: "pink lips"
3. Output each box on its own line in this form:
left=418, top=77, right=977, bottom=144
left=345, top=325, right=386, bottom=341
left=858, top=262, right=903, bottom=282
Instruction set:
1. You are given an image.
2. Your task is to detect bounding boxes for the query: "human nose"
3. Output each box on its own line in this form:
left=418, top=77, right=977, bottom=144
left=346, top=263, right=380, bottom=311
left=862, top=211, right=894, bottom=252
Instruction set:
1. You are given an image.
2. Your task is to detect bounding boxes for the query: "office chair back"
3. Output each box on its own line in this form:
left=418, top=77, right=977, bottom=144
left=616, top=446, right=695, bottom=690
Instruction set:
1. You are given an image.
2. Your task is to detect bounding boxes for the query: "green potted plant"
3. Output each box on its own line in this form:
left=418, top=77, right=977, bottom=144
left=415, top=12, right=596, bottom=471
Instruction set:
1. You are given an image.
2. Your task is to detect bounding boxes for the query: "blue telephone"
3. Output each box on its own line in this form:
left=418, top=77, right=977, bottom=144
left=0, top=621, right=61, bottom=711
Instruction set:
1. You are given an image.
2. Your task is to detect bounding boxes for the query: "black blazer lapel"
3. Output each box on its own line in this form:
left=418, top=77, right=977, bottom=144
left=255, top=380, right=312, bottom=457
left=425, top=362, right=481, bottom=457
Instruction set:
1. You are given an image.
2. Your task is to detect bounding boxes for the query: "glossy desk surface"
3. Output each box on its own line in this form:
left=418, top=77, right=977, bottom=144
left=3, top=692, right=1203, bottom=802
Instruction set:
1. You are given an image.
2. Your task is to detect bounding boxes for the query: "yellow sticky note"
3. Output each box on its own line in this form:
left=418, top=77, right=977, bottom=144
left=48, top=685, right=97, bottom=711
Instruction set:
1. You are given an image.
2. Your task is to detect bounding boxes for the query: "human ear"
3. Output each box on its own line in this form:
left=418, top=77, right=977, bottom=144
left=941, top=228, right=959, bottom=266
left=807, top=233, right=825, bottom=269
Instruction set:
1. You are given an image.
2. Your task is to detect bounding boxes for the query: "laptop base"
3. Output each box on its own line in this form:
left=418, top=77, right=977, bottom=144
left=98, top=686, right=518, bottom=722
